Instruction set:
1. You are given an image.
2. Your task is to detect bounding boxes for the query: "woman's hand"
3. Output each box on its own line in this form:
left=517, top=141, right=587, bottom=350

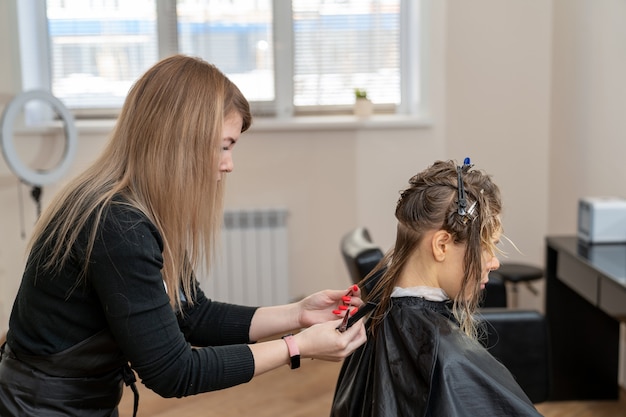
left=249, top=315, right=367, bottom=376
left=249, top=285, right=364, bottom=343
left=249, top=284, right=367, bottom=376
left=296, top=285, right=363, bottom=328
left=294, top=317, right=367, bottom=362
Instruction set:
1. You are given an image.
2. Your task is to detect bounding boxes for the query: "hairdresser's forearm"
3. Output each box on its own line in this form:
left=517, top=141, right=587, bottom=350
left=248, top=339, right=291, bottom=376
left=248, top=303, right=301, bottom=341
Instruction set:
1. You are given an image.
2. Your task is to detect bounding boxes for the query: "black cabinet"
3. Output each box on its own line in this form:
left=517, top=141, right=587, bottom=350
left=545, top=236, right=624, bottom=400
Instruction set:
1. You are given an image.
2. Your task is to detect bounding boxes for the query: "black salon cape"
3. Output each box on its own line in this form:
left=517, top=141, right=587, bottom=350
left=331, top=297, right=543, bottom=417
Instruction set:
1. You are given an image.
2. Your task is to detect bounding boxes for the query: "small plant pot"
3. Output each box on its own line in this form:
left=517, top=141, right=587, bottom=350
left=353, top=98, right=373, bottom=118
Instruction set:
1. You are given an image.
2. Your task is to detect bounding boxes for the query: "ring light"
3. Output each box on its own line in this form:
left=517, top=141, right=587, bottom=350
left=0, top=90, right=77, bottom=186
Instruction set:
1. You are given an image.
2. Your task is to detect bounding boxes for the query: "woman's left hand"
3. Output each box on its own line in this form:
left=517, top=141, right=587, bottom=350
left=297, top=285, right=363, bottom=328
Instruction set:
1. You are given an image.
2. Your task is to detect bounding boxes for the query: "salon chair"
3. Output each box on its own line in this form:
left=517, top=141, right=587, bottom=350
left=490, top=263, right=544, bottom=308
left=340, top=227, right=551, bottom=403
left=340, top=228, right=384, bottom=295
left=481, top=273, right=508, bottom=308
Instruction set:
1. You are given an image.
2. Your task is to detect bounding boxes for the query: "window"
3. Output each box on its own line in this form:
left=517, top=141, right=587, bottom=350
left=46, top=0, right=158, bottom=109
left=24, top=0, right=423, bottom=118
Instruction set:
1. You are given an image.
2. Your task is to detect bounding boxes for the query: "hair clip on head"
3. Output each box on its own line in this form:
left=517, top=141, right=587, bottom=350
left=456, top=157, right=476, bottom=220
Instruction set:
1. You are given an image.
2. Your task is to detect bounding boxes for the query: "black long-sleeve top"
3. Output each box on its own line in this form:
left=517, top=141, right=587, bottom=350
left=7, top=201, right=258, bottom=398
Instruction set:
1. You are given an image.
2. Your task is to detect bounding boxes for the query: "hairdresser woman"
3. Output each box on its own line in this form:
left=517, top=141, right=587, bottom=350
left=0, top=55, right=366, bottom=416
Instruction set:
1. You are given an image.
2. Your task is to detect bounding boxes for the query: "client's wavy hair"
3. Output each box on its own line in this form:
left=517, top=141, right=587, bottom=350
left=364, top=160, right=502, bottom=339
left=28, top=55, right=252, bottom=310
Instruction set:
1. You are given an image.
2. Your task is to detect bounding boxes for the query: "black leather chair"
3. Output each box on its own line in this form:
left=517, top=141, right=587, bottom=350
left=479, top=308, right=550, bottom=403
left=340, top=228, right=384, bottom=295
left=340, top=227, right=550, bottom=403
left=490, top=263, right=544, bottom=308
left=481, top=273, right=508, bottom=308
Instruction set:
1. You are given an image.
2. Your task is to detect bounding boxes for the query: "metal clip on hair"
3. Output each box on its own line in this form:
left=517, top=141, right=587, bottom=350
left=456, top=157, right=476, bottom=222
left=456, top=157, right=472, bottom=216
left=456, top=169, right=467, bottom=216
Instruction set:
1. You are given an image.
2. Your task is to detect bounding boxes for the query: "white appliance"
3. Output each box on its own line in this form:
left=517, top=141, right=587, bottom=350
left=578, top=197, right=626, bottom=243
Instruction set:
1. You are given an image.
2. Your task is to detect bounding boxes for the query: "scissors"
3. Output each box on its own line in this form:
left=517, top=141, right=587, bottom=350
left=336, top=301, right=377, bottom=332
left=337, top=306, right=353, bottom=333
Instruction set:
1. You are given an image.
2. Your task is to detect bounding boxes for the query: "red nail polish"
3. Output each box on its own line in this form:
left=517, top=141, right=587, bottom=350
left=352, top=285, right=359, bottom=292
left=350, top=307, right=359, bottom=316
left=339, top=305, right=348, bottom=311
left=333, top=309, right=342, bottom=315
left=341, top=296, right=351, bottom=302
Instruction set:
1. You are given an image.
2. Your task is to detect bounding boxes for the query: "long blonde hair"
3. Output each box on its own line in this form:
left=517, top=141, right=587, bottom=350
left=28, top=55, right=252, bottom=309
left=364, top=160, right=502, bottom=338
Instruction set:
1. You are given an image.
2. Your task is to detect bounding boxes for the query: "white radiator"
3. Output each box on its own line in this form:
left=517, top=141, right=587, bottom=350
left=202, top=209, right=290, bottom=306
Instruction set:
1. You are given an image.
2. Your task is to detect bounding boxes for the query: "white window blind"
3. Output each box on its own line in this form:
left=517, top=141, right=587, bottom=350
left=47, top=0, right=158, bottom=109
left=40, top=0, right=418, bottom=117
left=292, top=0, right=400, bottom=107
left=177, top=0, right=274, bottom=103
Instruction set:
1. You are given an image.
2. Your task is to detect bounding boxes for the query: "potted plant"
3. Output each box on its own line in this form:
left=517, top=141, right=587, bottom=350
left=353, top=88, right=373, bottom=117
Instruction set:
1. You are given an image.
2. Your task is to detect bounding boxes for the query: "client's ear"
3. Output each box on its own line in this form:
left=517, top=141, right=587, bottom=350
left=431, top=230, right=453, bottom=262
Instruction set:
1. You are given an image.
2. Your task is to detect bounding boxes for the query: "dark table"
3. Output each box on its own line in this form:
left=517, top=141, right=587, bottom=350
left=546, top=236, right=626, bottom=400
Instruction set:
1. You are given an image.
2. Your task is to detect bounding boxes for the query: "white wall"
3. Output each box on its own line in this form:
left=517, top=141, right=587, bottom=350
left=0, top=0, right=20, bottom=97
left=0, top=0, right=24, bottom=333
left=445, top=0, right=553, bottom=311
left=226, top=121, right=446, bottom=300
left=549, top=0, right=626, bottom=233
left=0, top=1, right=554, bottom=332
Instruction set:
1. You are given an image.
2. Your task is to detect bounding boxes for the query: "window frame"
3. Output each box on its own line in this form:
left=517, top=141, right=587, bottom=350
left=20, top=0, right=427, bottom=121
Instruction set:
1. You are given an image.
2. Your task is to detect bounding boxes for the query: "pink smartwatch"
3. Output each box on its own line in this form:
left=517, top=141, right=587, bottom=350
left=281, top=334, right=301, bottom=369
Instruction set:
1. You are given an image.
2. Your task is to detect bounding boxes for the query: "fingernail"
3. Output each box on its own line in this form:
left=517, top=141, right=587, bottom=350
left=341, top=296, right=351, bottom=302
left=352, top=285, right=359, bottom=292
left=350, top=307, right=359, bottom=316
left=339, top=305, right=348, bottom=311
left=333, top=309, right=342, bottom=315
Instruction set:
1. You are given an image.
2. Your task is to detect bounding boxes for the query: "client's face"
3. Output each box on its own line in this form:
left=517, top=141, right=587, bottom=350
left=480, top=244, right=501, bottom=290
left=443, top=229, right=501, bottom=301
left=481, top=224, right=503, bottom=284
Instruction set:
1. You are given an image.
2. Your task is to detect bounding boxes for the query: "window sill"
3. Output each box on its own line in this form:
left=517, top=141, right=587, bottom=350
left=15, top=114, right=432, bottom=136
left=249, top=114, right=432, bottom=132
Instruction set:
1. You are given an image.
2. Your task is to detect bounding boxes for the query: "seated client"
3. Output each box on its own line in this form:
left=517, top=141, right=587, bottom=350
left=331, top=159, right=543, bottom=417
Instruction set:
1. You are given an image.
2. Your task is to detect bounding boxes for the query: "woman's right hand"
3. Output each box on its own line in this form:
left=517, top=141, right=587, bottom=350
left=249, top=316, right=366, bottom=377
left=293, top=317, right=367, bottom=362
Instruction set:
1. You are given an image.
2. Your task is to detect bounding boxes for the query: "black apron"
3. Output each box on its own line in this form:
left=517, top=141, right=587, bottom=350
left=0, top=330, right=138, bottom=417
